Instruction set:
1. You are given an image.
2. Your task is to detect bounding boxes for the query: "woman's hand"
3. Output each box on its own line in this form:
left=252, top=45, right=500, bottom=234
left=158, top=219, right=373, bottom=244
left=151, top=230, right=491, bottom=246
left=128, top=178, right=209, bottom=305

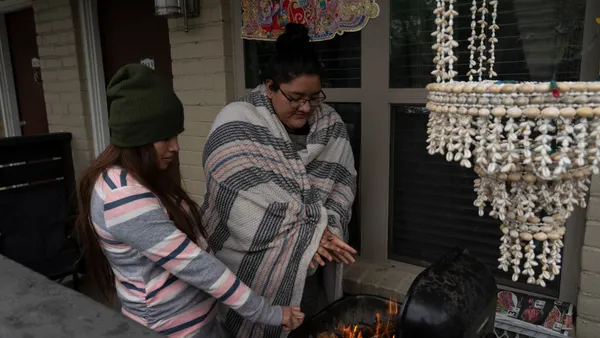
left=282, top=306, right=305, bottom=331
left=310, top=229, right=357, bottom=268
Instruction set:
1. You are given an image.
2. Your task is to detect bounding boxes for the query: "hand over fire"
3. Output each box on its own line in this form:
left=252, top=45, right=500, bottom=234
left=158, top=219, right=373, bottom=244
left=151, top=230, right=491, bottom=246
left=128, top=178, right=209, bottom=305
left=282, top=306, right=304, bottom=331
left=310, top=229, right=357, bottom=268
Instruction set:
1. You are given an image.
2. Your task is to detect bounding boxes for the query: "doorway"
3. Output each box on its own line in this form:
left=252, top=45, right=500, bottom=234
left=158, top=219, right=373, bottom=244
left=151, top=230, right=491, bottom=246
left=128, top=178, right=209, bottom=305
left=97, top=0, right=180, bottom=182
left=5, top=8, right=48, bottom=136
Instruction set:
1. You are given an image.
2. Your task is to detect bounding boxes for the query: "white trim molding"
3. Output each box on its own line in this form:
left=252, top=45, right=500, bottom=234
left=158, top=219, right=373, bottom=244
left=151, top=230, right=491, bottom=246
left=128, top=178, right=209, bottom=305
left=79, top=0, right=109, bottom=157
left=0, top=15, right=21, bottom=137
left=0, top=0, right=31, bottom=14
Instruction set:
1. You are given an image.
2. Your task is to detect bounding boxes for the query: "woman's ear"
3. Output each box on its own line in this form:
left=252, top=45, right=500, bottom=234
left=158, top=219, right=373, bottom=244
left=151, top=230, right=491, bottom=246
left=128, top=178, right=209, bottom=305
left=265, top=80, right=276, bottom=99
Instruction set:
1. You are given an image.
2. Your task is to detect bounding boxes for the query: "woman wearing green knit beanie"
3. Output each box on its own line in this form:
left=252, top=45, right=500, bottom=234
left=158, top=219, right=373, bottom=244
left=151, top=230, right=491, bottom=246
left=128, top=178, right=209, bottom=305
left=75, top=64, right=304, bottom=338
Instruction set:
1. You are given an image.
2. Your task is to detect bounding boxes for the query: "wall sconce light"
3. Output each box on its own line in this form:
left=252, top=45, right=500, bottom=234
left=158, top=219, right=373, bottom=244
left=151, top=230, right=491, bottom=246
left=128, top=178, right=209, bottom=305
left=154, top=0, right=200, bottom=32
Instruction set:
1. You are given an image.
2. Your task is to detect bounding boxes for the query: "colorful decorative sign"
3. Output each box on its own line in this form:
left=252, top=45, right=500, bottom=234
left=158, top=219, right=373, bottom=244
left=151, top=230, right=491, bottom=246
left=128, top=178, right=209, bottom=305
left=241, top=0, right=380, bottom=41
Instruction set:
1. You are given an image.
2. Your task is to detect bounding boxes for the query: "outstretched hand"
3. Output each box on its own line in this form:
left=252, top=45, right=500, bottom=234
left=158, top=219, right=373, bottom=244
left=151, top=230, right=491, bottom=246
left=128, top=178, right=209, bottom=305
left=310, top=229, right=357, bottom=268
left=282, top=306, right=304, bottom=331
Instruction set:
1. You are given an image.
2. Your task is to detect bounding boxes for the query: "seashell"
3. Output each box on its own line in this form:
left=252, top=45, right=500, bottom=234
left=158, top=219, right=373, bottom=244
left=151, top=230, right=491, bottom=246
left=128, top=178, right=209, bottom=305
left=500, top=225, right=509, bottom=234
left=574, top=95, right=589, bottom=105
left=502, top=97, right=514, bottom=106
left=497, top=173, right=508, bottom=181
left=577, top=107, right=594, bottom=118
left=534, top=232, right=548, bottom=241
left=449, top=96, right=458, bottom=104
left=541, top=107, right=559, bottom=118
left=587, top=82, right=600, bottom=92
left=560, top=95, right=575, bottom=104
left=457, top=96, right=467, bottom=104
left=463, top=84, right=475, bottom=93
left=559, top=107, right=577, bottom=118
left=467, top=96, right=478, bottom=104
left=458, top=107, right=468, bottom=114
left=512, top=274, right=519, bottom=282
left=523, top=174, right=536, bottom=183
left=542, top=216, right=555, bottom=225
left=507, top=212, right=516, bottom=220
left=531, top=96, right=545, bottom=105
left=523, top=107, right=540, bottom=118
left=520, top=232, right=533, bottom=241
left=478, top=97, right=490, bottom=105
left=442, top=105, right=449, bottom=113
left=535, top=83, right=551, bottom=93
left=528, top=216, right=541, bottom=224
left=510, top=230, right=519, bottom=239
left=571, top=82, right=587, bottom=92
left=557, top=227, right=566, bottom=236
left=487, top=84, right=501, bottom=93
left=517, top=215, right=526, bottom=223
left=540, top=226, right=553, bottom=233
left=529, top=225, right=540, bottom=233
left=449, top=106, right=458, bottom=114
left=557, top=82, right=571, bottom=92
left=478, top=108, right=490, bottom=117
left=515, top=97, right=530, bottom=106
left=490, top=97, right=502, bottom=105
left=593, top=106, right=600, bottom=117
left=506, top=107, right=522, bottom=118
left=501, top=84, right=516, bottom=93
left=508, top=173, right=521, bottom=182
left=527, top=276, right=536, bottom=284
left=475, top=84, right=487, bottom=93
left=491, top=107, right=506, bottom=117
left=468, top=107, right=479, bottom=116
left=518, top=83, right=535, bottom=94
left=548, top=231, right=560, bottom=240
left=452, top=85, right=464, bottom=93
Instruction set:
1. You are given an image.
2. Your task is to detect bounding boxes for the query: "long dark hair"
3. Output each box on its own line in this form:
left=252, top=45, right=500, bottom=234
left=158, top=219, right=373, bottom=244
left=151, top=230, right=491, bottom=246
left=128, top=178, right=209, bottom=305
left=262, top=23, right=323, bottom=89
left=75, top=144, right=206, bottom=302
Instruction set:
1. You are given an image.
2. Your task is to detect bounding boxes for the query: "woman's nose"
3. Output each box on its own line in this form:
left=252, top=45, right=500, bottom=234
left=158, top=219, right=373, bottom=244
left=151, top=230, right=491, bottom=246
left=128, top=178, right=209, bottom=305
left=169, top=138, right=180, bottom=152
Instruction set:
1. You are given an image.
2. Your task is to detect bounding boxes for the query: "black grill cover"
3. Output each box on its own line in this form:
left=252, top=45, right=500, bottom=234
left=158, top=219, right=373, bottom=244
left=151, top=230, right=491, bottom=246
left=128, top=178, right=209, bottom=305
left=396, top=248, right=497, bottom=338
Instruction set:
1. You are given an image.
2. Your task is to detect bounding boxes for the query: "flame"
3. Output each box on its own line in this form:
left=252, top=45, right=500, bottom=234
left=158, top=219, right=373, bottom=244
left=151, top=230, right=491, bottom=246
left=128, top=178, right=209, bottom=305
left=330, top=299, right=398, bottom=338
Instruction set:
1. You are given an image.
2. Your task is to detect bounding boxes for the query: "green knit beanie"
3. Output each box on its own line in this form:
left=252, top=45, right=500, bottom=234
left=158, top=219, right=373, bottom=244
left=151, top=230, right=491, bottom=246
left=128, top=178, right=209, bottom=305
left=107, top=64, right=184, bottom=148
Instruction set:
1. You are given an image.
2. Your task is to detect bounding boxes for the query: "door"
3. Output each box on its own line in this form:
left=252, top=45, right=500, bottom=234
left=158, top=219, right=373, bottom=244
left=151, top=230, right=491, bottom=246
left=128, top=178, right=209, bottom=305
left=5, top=8, right=49, bottom=136
left=98, top=0, right=173, bottom=85
left=98, top=0, right=180, bottom=182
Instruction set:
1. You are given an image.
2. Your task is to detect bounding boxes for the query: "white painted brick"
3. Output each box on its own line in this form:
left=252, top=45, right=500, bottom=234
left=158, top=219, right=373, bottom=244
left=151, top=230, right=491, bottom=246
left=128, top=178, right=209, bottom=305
left=172, top=58, right=229, bottom=75
left=62, top=56, right=77, bottom=68
left=178, top=135, right=206, bottom=152
left=68, top=102, right=84, bottom=115
left=57, top=68, right=79, bottom=81
left=59, top=91, right=82, bottom=103
left=179, top=151, right=203, bottom=167
left=577, top=318, right=600, bottom=338
left=41, top=58, right=62, bottom=69
left=180, top=165, right=205, bottom=182
left=591, top=174, right=600, bottom=195
left=584, top=220, right=600, bottom=248
left=581, top=271, right=600, bottom=296
left=182, top=179, right=207, bottom=196
left=51, top=18, right=73, bottom=31
left=177, top=90, right=228, bottom=106
left=171, top=40, right=226, bottom=60
left=173, top=74, right=215, bottom=91
left=36, top=22, right=54, bottom=34
left=582, top=246, right=600, bottom=274
left=587, top=196, right=600, bottom=221
left=578, top=293, right=600, bottom=321
left=169, top=24, right=225, bottom=45
left=36, top=5, right=71, bottom=23
left=183, top=121, right=212, bottom=137
left=183, top=105, right=221, bottom=122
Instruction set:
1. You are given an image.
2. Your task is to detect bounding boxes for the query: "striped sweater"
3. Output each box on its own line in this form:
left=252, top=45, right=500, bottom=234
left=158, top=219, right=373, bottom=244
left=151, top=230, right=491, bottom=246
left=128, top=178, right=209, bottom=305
left=90, top=167, right=283, bottom=337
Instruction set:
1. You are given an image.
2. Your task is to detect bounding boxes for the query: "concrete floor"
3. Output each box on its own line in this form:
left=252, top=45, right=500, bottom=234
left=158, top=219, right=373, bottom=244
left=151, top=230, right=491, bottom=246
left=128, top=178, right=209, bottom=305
left=60, top=274, right=121, bottom=311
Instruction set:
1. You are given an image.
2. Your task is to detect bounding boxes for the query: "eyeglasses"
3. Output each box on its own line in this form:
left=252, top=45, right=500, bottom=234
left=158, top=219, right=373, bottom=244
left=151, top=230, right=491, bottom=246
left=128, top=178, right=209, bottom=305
left=279, top=89, right=327, bottom=109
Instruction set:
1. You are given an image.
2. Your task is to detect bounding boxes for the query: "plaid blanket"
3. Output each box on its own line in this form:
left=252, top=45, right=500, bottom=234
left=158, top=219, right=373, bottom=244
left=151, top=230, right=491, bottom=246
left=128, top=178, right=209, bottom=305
left=200, top=85, right=357, bottom=337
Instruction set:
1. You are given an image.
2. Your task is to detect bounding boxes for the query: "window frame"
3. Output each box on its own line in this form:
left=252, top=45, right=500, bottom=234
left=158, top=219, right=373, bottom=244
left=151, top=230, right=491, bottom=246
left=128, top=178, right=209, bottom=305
left=231, top=0, right=600, bottom=304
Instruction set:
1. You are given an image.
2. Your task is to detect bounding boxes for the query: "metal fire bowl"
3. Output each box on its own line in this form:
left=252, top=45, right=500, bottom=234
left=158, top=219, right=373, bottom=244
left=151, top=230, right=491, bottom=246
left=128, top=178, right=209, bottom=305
left=290, top=294, right=401, bottom=338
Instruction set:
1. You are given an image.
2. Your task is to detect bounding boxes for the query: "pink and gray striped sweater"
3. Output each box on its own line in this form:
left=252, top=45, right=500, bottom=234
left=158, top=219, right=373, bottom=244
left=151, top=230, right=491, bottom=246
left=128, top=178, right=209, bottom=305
left=90, top=167, right=283, bottom=337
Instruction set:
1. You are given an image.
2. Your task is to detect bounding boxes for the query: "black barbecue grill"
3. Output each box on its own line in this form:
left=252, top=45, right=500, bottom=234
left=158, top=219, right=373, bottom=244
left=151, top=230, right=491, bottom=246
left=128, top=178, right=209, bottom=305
left=292, top=248, right=497, bottom=338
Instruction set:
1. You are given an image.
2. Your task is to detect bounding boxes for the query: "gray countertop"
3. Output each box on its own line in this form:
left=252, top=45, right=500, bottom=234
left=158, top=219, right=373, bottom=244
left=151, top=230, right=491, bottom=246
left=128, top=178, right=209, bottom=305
left=0, top=255, right=164, bottom=338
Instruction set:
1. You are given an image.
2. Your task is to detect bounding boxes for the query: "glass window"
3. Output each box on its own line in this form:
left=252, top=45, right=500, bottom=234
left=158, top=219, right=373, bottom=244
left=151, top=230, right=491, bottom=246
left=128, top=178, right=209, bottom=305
left=389, top=104, right=560, bottom=296
left=389, top=0, right=587, bottom=88
left=244, top=32, right=362, bottom=89
left=328, top=102, right=361, bottom=251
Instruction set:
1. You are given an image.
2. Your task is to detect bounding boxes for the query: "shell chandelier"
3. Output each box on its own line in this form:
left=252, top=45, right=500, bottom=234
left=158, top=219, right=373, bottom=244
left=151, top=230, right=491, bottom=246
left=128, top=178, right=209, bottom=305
left=425, top=0, right=600, bottom=287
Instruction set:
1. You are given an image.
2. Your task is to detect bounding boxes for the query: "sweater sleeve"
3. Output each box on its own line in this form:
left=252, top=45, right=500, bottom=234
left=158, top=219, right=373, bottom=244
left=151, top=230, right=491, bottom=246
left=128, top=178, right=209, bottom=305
left=102, top=184, right=283, bottom=326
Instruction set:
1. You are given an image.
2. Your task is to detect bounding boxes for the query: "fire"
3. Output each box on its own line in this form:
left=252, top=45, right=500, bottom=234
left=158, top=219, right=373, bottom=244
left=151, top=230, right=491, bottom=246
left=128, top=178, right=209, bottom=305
left=321, top=299, right=399, bottom=338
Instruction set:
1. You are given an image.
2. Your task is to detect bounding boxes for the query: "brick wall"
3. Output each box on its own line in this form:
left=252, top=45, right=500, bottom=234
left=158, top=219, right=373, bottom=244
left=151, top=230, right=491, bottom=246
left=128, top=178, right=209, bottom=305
left=168, top=0, right=235, bottom=203
left=33, top=0, right=93, bottom=176
left=577, top=175, right=600, bottom=337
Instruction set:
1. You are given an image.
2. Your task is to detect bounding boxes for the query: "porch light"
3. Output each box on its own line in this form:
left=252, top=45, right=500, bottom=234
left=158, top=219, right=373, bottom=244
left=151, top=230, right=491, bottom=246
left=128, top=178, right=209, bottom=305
left=154, top=0, right=199, bottom=32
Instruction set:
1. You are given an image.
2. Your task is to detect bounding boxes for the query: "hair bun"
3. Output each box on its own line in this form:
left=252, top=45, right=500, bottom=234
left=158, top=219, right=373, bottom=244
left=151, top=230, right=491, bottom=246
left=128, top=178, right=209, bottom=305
left=276, top=23, right=310, bottom=52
